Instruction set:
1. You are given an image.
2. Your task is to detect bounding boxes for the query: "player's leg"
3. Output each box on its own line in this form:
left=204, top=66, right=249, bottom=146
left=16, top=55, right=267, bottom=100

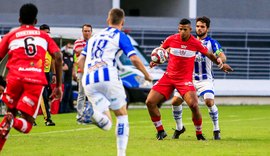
left=146, top=75, right=173, bottom=140
left=76, top=73, right=86, bottom=120
left=0, top=78, right=23, bottom=150
left=146, top=89, right=167, bottom=140
left=204, top=93, right=220, bottom=140
left=106, top=80, right=129, bottom=156
left=183, top=91, right=205, bottom=140
left=112, top=106, right=128, bottom=156
left=171, top=90, right=186, bottom=139
left=12, top=83, right=44, bottom=134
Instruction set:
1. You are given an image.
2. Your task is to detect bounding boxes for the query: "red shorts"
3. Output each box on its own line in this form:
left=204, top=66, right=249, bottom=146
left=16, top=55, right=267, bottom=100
left=2, top=77, right=44, bottom=118
left=152, top=73, right=196, bottom=100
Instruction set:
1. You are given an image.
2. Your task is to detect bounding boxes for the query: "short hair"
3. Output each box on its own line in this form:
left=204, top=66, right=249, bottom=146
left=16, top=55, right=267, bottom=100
left=179, top=18, right=191, bottom=25
left=19, top=3, right=38, bottom=24
left=108, top=8, right=125, bottom=25
left=39, top=24, right=50, bottom=30
left=196, top=16, right=211, bottom=28
left=82, top=24, right=92, bottom=31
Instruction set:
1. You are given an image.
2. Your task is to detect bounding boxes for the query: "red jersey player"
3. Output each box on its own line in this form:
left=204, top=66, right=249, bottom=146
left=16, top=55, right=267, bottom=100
left=146, top=18, right=233, bottom=140
left=0, top=3, right=63, bottom=151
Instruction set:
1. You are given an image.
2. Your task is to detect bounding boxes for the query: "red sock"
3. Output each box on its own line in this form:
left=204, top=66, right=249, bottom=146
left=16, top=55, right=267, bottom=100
left=192, top=118, right=202, bottom=135
left=0, top=136, right=8, bottom=151
left=151, top=116, right=164, bottom=132
left=13, top=118, right=32, bottom=133
left=0, top=117, right=11, bottom=151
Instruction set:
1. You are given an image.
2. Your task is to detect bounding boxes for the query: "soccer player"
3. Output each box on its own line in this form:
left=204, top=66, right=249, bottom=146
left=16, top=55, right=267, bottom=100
left=171, top=16, right=227, bottom=140
left=77, top=8, right=152, bottom=156
left=146, top=18, right=233, bottom=140
left=0, top=3, right=63, bottom=151
left=73, top=24, right=92, bottom=122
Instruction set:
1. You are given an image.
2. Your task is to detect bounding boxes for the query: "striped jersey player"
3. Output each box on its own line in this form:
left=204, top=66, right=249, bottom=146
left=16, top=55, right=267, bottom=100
left=77, top=8, right=151, bottom=156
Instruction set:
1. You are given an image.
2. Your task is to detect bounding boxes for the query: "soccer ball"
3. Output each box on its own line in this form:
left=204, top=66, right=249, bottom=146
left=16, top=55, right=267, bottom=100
left=151, top=47, right=168, bottom=64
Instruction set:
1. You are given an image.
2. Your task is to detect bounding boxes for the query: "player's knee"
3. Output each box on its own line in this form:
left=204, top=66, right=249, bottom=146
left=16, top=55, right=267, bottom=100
left=171, top=96, right=183, bottom=106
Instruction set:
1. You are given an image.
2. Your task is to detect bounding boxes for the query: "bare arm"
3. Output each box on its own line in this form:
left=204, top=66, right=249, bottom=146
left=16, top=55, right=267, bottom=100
left=51, top=51, right=63, bottom=100
left=53, top=52, right=63, bottom=88
left=218, top=52, right=227, bottom=63
left=77, top=55, right=86, bottom=73
left=129, top=55, right=152, bottom=81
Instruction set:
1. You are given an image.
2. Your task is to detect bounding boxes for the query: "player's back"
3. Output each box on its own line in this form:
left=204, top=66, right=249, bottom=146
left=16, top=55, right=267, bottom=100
left=83, top=27, right=136, bottom=84
left=0, top=25, right=59, bottom=85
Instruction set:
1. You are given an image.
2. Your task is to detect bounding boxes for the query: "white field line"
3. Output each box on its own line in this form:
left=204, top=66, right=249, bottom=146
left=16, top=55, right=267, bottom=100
left=10, top=117, right=268, bottom=137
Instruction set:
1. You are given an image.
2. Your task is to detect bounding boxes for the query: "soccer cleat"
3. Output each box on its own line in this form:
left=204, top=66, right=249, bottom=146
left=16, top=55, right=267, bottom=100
left=213, top=130, right=221, bottom=140
left=0, top=112, right=14, bottom=139
left=156, top=130, right=167, bottom=140
left=172, top=126, right=186, bottom=139
left=196, top=134, right=206, bottom=141
left=33, top=121, right=37, bottom=126
left=45, top=120, right=55, bottom=126
left=77, top=103, right=94, bottom=125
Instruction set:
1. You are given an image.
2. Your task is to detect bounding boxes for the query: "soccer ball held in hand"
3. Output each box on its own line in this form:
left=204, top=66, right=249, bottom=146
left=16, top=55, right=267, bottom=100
left=151, top=47, right=168, bottom=64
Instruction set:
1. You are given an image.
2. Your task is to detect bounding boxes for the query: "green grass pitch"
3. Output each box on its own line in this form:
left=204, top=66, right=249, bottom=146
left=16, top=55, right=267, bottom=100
left=1, top=105, right=270, bottom=156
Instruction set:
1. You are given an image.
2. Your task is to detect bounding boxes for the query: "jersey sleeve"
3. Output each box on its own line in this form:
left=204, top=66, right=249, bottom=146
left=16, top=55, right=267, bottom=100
left=81, top=41, right=88, bottom=56
left=210, top=39, right=224, bottom=55
left=119, top=32, right=136, bottom=58
left=0, top=34, right=10, bottom=59
left=161, top=36, right=171, bottom=49
left=197, top=42, right=208, bottom=55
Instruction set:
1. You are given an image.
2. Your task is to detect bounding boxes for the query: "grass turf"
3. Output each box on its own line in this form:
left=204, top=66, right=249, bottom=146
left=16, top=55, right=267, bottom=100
left=1, top=105, right=270, bottom=156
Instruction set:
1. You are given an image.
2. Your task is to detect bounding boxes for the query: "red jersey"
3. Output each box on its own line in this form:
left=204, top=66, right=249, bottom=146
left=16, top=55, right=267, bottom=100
left=73, top=37, right=87, bottom=73
left=0, top=25, right=60, bottom=85
left=162, top=34, right=208, bottom=81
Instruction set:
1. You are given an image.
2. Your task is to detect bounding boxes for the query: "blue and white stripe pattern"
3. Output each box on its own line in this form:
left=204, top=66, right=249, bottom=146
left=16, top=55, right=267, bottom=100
left=81, top=27, right=136, bottom=85
left=194, top=36, right=223, bottom=81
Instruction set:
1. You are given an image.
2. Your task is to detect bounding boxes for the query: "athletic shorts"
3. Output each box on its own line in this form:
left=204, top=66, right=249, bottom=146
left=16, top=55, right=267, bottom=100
left=174, top=79, right=215, bottom=100
left=152, top=73, right=195, bottom=100
left=83, top=79, right=126, bottom=111
left=2, top=77, right=44, bottom=118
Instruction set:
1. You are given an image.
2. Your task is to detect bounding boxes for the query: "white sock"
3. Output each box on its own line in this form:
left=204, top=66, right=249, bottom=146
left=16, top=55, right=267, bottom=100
left=172, top=105, right=183, bottom=131
left=116, top=115, right=129, bottom=156
left=92, top=109, right=112, bottom=131
left=208, top=104, right=220, bottom=131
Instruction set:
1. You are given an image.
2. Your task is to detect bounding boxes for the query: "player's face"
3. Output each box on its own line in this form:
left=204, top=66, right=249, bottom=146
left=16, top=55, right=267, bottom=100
left=196, top=21, right=208, bottom=38
left=82, top=26, right=92, bottom=40
left=178, top=24, right=191, bottom=41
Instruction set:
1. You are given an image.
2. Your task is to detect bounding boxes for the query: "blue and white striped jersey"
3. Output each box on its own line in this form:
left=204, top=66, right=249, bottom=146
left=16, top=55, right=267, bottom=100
left=194, top=36, right=223, bottom=81
left=81, top=27, right=136, bottom=85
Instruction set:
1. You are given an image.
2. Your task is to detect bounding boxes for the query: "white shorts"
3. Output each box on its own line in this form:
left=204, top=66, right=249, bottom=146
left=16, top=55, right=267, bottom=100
left=83, top=80, right=127, bottom=111
left=174, top=79, right=215, bottom=100
left=193, top=79, right=215, bottom=100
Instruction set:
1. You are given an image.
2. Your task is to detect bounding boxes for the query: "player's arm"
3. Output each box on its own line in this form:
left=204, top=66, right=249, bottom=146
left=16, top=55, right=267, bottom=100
left=51, top=51, right=63, bottom=100
left=129, top=55, right=152, bottom=81
left=77, top=55, right=86, bottom=72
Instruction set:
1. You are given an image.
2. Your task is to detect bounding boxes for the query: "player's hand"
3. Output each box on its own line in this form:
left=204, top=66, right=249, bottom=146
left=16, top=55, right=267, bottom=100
left=144, top=75, right=153, bottom=82
left=150, top=61, right=158, bottom=68
left=50, top=86, right=63, bottom=101
left=221, top=64, right=234, bottom=73
left=51, top=75, right=56, bottom=84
